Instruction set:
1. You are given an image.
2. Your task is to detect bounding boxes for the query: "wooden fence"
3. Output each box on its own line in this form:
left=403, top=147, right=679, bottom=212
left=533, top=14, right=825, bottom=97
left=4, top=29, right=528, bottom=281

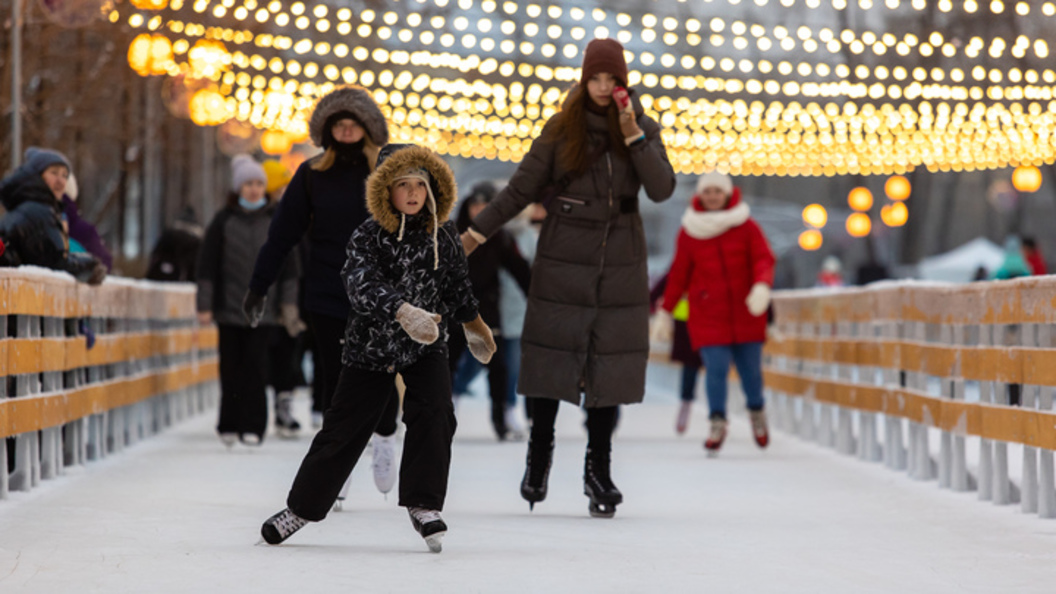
left=764, top=278, right=1056, bottom=517
left=0, top=267, right=218, bottom=499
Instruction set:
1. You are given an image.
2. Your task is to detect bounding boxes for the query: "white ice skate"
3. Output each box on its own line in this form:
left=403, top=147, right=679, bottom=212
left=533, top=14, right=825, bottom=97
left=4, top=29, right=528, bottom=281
left=372, top=433, right=397, bottom=494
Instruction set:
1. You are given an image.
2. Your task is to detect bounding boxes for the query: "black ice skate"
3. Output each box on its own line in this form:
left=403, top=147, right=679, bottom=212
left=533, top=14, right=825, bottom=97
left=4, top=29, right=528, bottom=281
left=261, top=508, right=307, bottom=545
left=407, top=507, right=447, bottom=553
left=520, top=438, right=554, bottom=510
left=583, top=448, right=622, bottom=518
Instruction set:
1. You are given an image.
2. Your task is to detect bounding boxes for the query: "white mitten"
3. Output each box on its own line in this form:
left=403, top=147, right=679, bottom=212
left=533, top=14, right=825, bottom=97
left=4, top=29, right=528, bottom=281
left=395, top=302, right=442, bottom=344
left=649, top=310, right=674, bottom=344
left=745, top=282, right=772, bottom=317
left=463, top=314, right=497, bottom=364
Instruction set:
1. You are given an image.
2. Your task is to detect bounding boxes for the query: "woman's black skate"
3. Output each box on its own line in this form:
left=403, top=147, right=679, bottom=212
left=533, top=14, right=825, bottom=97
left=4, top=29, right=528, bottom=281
left=407, top=507, right=446, bottom=553
left=583, top=448, right=622, bottom=518
left=520, top=438, right=554, bottom=510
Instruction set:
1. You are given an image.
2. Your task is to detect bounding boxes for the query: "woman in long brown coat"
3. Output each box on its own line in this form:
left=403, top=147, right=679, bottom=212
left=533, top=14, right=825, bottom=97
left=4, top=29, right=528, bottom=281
left=461, top=38, right=676, bottom=517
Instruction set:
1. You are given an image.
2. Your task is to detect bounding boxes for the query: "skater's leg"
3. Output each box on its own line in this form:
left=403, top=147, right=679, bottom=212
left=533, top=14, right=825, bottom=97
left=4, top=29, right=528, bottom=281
left=374, top=383, right=400, bottom=437
left=680, top=364, right=699, bottom=402
left=586, top=406, right=618, bottom=452
left=307, top=312, right=345, bottom=416
left=237, top=326, right=271, bottom=440
left=396, top=350, right=456, bottom=511
left=730, top=342, right=765, bottom=411
left=485, top=338, right=509, bottom=439
left=216, top=325, right=242, bottom=437
left=286, top=365, right=395, bottom=521
left=584, top=406, right=622, bottom=514
left=700, top=345, right=734, bottom=420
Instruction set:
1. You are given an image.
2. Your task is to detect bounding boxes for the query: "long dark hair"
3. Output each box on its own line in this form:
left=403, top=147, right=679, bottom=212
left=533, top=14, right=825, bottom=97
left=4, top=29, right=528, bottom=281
left=548, top=85, right=629, bottom=173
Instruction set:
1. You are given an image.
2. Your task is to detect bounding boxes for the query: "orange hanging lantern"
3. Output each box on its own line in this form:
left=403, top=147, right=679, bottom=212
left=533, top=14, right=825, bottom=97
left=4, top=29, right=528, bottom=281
left=1012, top=165, right=1042, bottom=192
left=127, top=33, right=173, bottom=76
left=261, top=130, right=293, bottom=155
left=881, top=202, right=909, bottom=227
left=848, top=187, right=873, bottom=211
left=798, top=229, right=823, bottom=251
left=131, top=0, right=168, bottom=9
left=846, top=213, right=872, bottom=237
left=884, top=175, right=911, bottom=201
left=802, top=204, right=828, bottom=228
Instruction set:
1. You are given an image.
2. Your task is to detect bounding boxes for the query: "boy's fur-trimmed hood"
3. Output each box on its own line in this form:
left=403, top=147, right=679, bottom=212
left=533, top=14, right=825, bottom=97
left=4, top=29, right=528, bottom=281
left=309, top=86, right=389, bottom=147
left=365, top=145, right=457, bottom=235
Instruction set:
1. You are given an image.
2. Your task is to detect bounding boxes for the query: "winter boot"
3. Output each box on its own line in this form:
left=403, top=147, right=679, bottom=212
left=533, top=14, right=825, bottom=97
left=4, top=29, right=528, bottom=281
left=407, top=507, right=447, bottom=553
left=583, top=448, right=622, bottom=518
left=520, top=438, right=554, bottom=510
left=274, top=391, right=301, bottom=438
left=750, top=409, right=770, bottom=448
left=372, top=433, right=397, bottom=494
left=219, top=432, right=237, bottom=448
left=675, top=401, right=692, bottom=435
left=261, top=508, right=308, bottom=545
left=704, top=418, right=728, bottom=455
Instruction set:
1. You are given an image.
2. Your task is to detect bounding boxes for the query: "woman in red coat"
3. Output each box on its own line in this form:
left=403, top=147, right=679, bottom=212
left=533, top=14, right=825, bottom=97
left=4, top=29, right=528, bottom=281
left=654, top=172, right=775, bottom=454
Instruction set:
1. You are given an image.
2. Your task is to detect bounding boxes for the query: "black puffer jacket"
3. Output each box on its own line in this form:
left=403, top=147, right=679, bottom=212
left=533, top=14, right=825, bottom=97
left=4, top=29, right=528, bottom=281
left=454, top=198, right=531, bottom=331
left=0, top=168, right=100, bottom=282
left=341, top=145, right=478, bottom=372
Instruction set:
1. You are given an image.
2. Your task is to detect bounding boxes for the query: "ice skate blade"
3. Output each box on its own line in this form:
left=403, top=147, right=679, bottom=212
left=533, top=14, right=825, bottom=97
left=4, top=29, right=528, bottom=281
left=332, top=498, right=344, bottom=512
left=588, top=502, right=617, bottom=518
left=424, top=532, right=445, bottom=553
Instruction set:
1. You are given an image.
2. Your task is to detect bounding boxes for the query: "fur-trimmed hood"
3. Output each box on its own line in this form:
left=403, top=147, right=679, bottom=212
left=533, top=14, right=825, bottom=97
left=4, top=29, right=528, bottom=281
left=309, top=86, right=389, bottom=148
left=365, top=145, right=456, bottom=235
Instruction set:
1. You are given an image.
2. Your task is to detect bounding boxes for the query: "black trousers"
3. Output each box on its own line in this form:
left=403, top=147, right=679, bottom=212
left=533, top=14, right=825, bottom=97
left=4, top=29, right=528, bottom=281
left=267, top=327, right=301, bottom=394
left=448, top=327, right=508, bottom=438
left=217, top=324, right=270, bottom=438
left=286, top=350, right=457, bottom=521
left=528, top=398, right=618, bottom=454
left=307, top=311, right=398, bottom=435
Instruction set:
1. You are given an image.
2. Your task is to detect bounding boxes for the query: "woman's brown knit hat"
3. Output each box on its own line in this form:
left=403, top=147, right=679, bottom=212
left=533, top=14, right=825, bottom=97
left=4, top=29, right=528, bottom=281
left=580, top=38, right=628, bottom=86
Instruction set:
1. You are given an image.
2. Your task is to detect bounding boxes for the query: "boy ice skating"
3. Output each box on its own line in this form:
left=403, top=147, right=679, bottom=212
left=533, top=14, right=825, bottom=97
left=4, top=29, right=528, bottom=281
left=261, top=145, right=495, bottom=553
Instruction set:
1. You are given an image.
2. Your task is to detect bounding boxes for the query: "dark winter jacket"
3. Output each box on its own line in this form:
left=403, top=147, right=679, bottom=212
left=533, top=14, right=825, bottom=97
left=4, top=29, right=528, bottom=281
left=469, top=90, right=676, bottom=408
left=146, top=221, right=202, bottom=282
left=197, top=200, right=298, bottom=326
left=342, top=145, right=477, bottom=373
left=662, top=189, right=775, bottom=348
left=63, top=196, right=112, bottom=271
left=0, top=169, right=101, bottom=282
left=454, top=199, right=531, bottom=331
left=249, top=85, right=389, bottom=319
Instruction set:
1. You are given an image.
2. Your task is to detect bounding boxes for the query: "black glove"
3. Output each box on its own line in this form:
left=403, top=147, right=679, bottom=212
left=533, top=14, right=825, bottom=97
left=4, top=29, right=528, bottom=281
left=242, top=290, right=267, bottom=327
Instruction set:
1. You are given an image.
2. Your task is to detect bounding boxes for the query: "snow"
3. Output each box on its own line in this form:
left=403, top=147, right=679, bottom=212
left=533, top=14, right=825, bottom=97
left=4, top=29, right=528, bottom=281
left=917, top=237, right=1006, bottom=283
left=2, top=364, right=1056, bottom=593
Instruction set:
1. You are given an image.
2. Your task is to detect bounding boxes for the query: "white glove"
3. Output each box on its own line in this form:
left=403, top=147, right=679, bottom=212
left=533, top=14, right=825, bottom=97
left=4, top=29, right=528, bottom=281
left=395, top=302, right=442, bottom=344
left=746, top=282, right=771, bottom=317
left=649, top=310, right=674, bottom=344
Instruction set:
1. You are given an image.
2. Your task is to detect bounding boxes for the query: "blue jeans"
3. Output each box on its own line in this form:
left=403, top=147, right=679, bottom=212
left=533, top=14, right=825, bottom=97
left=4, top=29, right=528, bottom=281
left=699, top=342, right=765, bottom=420
left=504, top=337, right=521, bottom=407
left=680, top=364, right=700, bottom=403
left=452, top=351, right=483, bottom=396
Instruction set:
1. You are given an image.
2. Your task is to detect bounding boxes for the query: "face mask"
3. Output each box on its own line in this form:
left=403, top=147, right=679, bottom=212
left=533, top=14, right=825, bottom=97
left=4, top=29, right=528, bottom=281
left=239, top=196, right=266, bottom=211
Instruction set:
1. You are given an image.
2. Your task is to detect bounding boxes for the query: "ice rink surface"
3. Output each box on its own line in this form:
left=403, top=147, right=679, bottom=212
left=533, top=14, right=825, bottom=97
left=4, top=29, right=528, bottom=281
left=2, top=364, right=1056, bottom=593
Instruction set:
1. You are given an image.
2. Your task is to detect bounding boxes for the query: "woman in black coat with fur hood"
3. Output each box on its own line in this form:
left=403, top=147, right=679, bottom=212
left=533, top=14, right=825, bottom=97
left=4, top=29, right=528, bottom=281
left=243, top=85, right=400, bottom=495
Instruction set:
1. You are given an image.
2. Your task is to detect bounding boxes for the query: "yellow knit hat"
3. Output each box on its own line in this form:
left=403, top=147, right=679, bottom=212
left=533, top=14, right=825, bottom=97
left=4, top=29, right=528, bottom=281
left=262, top=160, right=292, bottom=194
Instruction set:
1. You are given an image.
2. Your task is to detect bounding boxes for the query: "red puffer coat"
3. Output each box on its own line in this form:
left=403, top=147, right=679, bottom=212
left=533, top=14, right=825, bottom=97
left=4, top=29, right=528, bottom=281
left=661, top=188, right=775, bottom=349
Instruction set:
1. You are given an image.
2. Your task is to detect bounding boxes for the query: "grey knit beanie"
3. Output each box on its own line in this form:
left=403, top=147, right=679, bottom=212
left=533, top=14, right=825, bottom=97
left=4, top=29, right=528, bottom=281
left=231, top=154, right=267, bottom=192
left=24, top=147, right=70, bottom=175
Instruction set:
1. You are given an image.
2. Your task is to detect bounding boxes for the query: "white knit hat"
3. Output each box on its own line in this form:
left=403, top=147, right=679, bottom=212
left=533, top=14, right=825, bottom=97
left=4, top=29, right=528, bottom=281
left=695, top=171, right=733, bottom=196
left=392, top=166, right=440, bottom=269
left=230, top=154, right=267, bottom=192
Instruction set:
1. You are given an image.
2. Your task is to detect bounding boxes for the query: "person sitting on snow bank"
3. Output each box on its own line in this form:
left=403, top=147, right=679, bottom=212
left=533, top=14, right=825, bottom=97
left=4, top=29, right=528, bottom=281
left=0, top=147, right=105, bottom=285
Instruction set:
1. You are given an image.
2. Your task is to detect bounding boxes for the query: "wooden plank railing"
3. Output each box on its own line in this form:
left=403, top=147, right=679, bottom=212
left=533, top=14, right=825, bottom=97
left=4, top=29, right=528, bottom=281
left=0, top=267, right=218, bottom=499
left=764, top=277, right=1056, bottom=518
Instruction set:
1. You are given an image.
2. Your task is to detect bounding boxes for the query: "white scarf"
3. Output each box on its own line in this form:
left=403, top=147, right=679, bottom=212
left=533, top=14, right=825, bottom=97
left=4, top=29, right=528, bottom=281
left=680, top=201, right=750, bottom=239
